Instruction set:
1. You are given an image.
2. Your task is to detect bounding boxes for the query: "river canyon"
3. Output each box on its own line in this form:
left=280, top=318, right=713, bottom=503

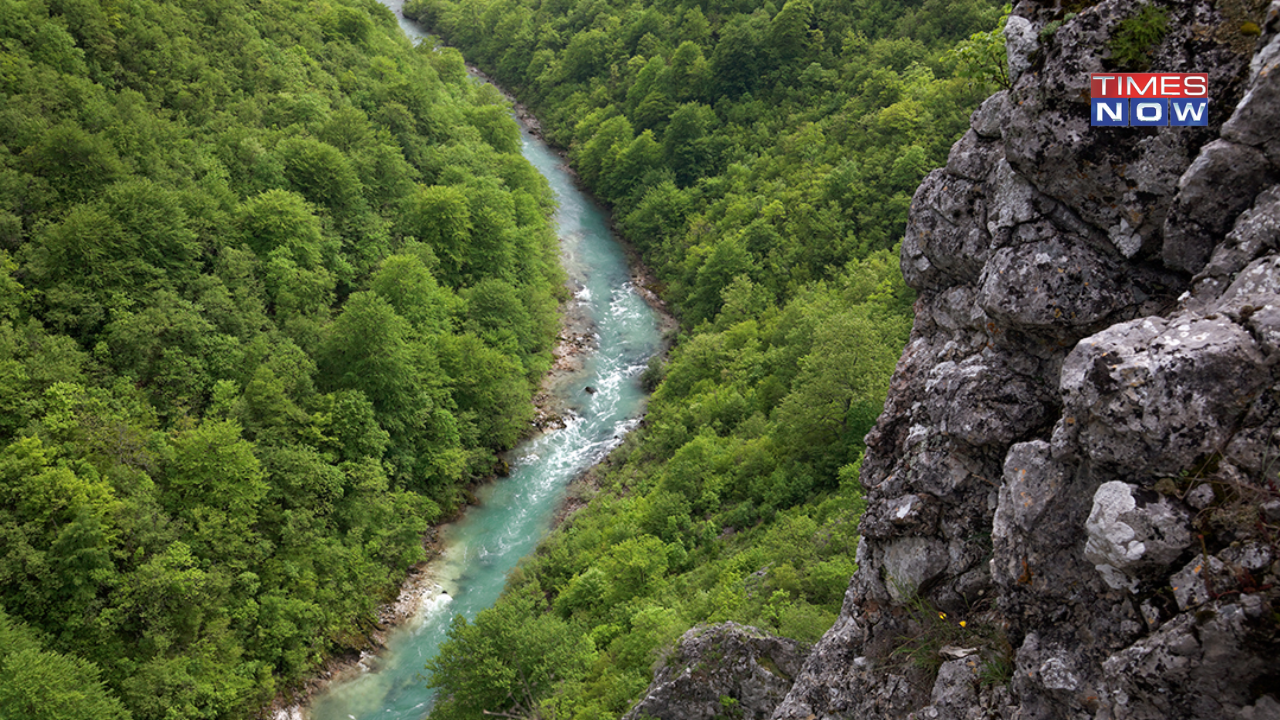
left=300, top=4, right=667, bottom=718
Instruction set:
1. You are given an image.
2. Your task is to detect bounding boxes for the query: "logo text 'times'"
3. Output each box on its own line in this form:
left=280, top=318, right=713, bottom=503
left=1090, top=73, right=1208, bottom=127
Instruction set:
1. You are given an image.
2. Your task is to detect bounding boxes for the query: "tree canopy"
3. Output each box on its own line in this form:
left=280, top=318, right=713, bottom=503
left=0, top=0, right=565, bottom=717
left=407, top=0, right=1006, bottom=715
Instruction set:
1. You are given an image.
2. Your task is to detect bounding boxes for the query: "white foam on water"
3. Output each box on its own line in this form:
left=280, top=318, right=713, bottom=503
left=303, top=10, right=664, bottom=719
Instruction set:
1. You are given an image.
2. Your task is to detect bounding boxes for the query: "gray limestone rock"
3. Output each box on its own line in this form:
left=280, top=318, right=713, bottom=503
left=1223, top=31, right=1280, bottom=165
left=881, top=536, right=951, bottom=603
left=1058, top=314, right=1269, bottom=476
left=1185, top=483, right=1216, bottom=510
left=1003, top=16, right=1036, bottom=84
left=1212, top=248, right=1280, bottom=361
left=1192, top=184, right=1280, bottom=292
left=970, top=91, right=1009, bottom=140
left=627, top=2, right=1280, bottom=720
left=1169, top=554, right=1227, bottom=611
left=984, top=158, right=1041, bottom=236
left=977, top=235, right=1134, bottom=330
left=1163, top=140, right=1273, bottom=274
left=1000, top=0, right=1249, bottom=260
left=923, top=356, right=1056, bottom=447
left=623, top=623, right=807, bottom=720
left=907, top=658, right=981, bottom=720
left=903, top=170, right=991, bottom=289
left=1083, top=481, right=1193, bottom=590
left=1098, top=606, right=1279, bottom=719
left=928, top=286, right=990, bottom=333
left=1198, top=186, right=1280, bottom=284
left=1241, top=695, right=1280, bottom=720
left=993, top=441, right=1068, bottom=538
left=945, top=130, right=999, bottom=183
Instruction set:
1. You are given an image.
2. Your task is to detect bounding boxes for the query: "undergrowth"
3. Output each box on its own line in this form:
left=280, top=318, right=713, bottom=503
left=891, top=588, right=1014, bottom=687
left=1108, top=4, right=1171, bottom=69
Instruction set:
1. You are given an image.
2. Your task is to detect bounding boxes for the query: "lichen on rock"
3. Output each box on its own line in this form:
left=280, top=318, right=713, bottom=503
left=765, top=0, right=1280, bottom=718
left=627, top=0, right=1280, bottom=716
left=621, top=622, right=808, bottom=720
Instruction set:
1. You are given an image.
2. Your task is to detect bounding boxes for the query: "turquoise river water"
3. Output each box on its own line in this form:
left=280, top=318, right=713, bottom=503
left=303, top=4, right=665, bottom=720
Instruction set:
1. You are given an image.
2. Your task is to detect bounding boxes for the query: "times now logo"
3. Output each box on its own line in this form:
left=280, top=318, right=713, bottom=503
left=1090, top=73, right=1208, bottom=127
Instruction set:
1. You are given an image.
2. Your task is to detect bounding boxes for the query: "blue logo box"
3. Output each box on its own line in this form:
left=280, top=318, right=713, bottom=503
left=1170, top=98, right=1208, bottom=126
left=1090, top=98, right=1207, bottom=126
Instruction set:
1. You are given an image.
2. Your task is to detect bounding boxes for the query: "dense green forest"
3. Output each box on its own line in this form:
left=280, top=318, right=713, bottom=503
left=403, top=0, right=1007, bottom=716
left=0, top=0, right=566, bottom=717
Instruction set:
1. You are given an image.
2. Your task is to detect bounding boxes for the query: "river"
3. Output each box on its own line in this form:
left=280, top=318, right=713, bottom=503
left=301, top=4, right=665, bottom=720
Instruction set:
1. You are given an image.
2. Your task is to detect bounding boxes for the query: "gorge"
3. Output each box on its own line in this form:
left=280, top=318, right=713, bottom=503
left=630, top=1, right=1280, bottom=718
left=2, top=0, right=1278, bottom=717
left=301, top=9, right=668, bottom=718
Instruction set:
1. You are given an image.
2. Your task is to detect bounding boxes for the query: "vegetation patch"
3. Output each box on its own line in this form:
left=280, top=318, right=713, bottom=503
left=1211, top=0, right=1272, bottom=54
left=0, top=0, right=567, bottom=717
left=1107, top=4, right=1171, bottom=70
left=891, top=590, right=1014, bottom=687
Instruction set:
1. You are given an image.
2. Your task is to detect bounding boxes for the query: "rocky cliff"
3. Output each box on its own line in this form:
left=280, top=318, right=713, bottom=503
left=624, top=0, right=1280, bottom=716
left=763, top=0, right=1280, bottom=718
left=622, top=623, right=808, bottom=720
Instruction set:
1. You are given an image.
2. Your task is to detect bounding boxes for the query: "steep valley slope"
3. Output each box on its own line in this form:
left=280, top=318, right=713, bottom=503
left=635, top=0, right=1280, bottom=718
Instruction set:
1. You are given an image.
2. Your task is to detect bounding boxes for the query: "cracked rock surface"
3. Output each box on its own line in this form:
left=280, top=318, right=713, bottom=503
left=763, top=1, right=1280, bottom=719
left=620, top=623, right=807, bottom=720
left=625, top=1, right=1280, bottom=718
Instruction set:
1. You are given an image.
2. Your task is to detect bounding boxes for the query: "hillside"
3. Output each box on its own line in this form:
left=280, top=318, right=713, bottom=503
left=774, top=0, right=1280, bottom=717
left=409, top=0, right=1280, bottom=718
left=400, top=0, right=1008, bottom=716
left=0, top=0, right=565, bottom=717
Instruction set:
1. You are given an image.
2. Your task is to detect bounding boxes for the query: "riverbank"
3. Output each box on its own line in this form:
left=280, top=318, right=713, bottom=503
left=464, top=60, right=679, bottom=338
left=268, top=259, right=671, bottom=720
left=488, top=60, right=679, bottom=442
left=269, top=26, right=676, bottom=720
left=266, top=299, right=606, bottom=719
left=267, top=538, right=444, bottom=720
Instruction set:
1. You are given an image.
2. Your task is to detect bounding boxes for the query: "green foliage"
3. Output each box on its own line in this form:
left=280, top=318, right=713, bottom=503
left=1108, top=4, right=1170, bottom=69
left=0, top=0, right=565, bottom=716
left=407, top=0, right=1000, bottom=311
left=427, top=590, right=596, bottom=720
left=1039, top=13, right=1077, bottom=41
left=398, top=184, right=474, bottom=285
left=951, top=6, right=1011, bottom=89
left=978, top=652, right=1016, bottom=687
left=404, top=0, right=1006, bottom=713
left=0, top=609, right=131, bottom=720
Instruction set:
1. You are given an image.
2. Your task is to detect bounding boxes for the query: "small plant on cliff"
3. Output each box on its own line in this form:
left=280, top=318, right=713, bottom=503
left=716, top=695, right=745, bottom=720
left=977, top=652, right=1016, bottom=686
left=890, top=587, right=1013, bottom=685
left=1040, top=12, right=1077, bottom=41
left=1108, top=4, right=1171, bottom=69
left=1156, top=450, right=1279, bottom=550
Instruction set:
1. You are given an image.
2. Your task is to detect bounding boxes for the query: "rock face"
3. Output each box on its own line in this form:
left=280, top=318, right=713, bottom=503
left=621, top=623, right=808, bottom=720
left=765, top=1, right=1280, bottom=719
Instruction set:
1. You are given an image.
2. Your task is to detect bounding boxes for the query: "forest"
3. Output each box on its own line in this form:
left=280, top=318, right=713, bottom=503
left=0, top=0, right=1012, bottom=715
left=400, top=0, right=1009, bottom=716
left=0, top=0, right=567, bottom=717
